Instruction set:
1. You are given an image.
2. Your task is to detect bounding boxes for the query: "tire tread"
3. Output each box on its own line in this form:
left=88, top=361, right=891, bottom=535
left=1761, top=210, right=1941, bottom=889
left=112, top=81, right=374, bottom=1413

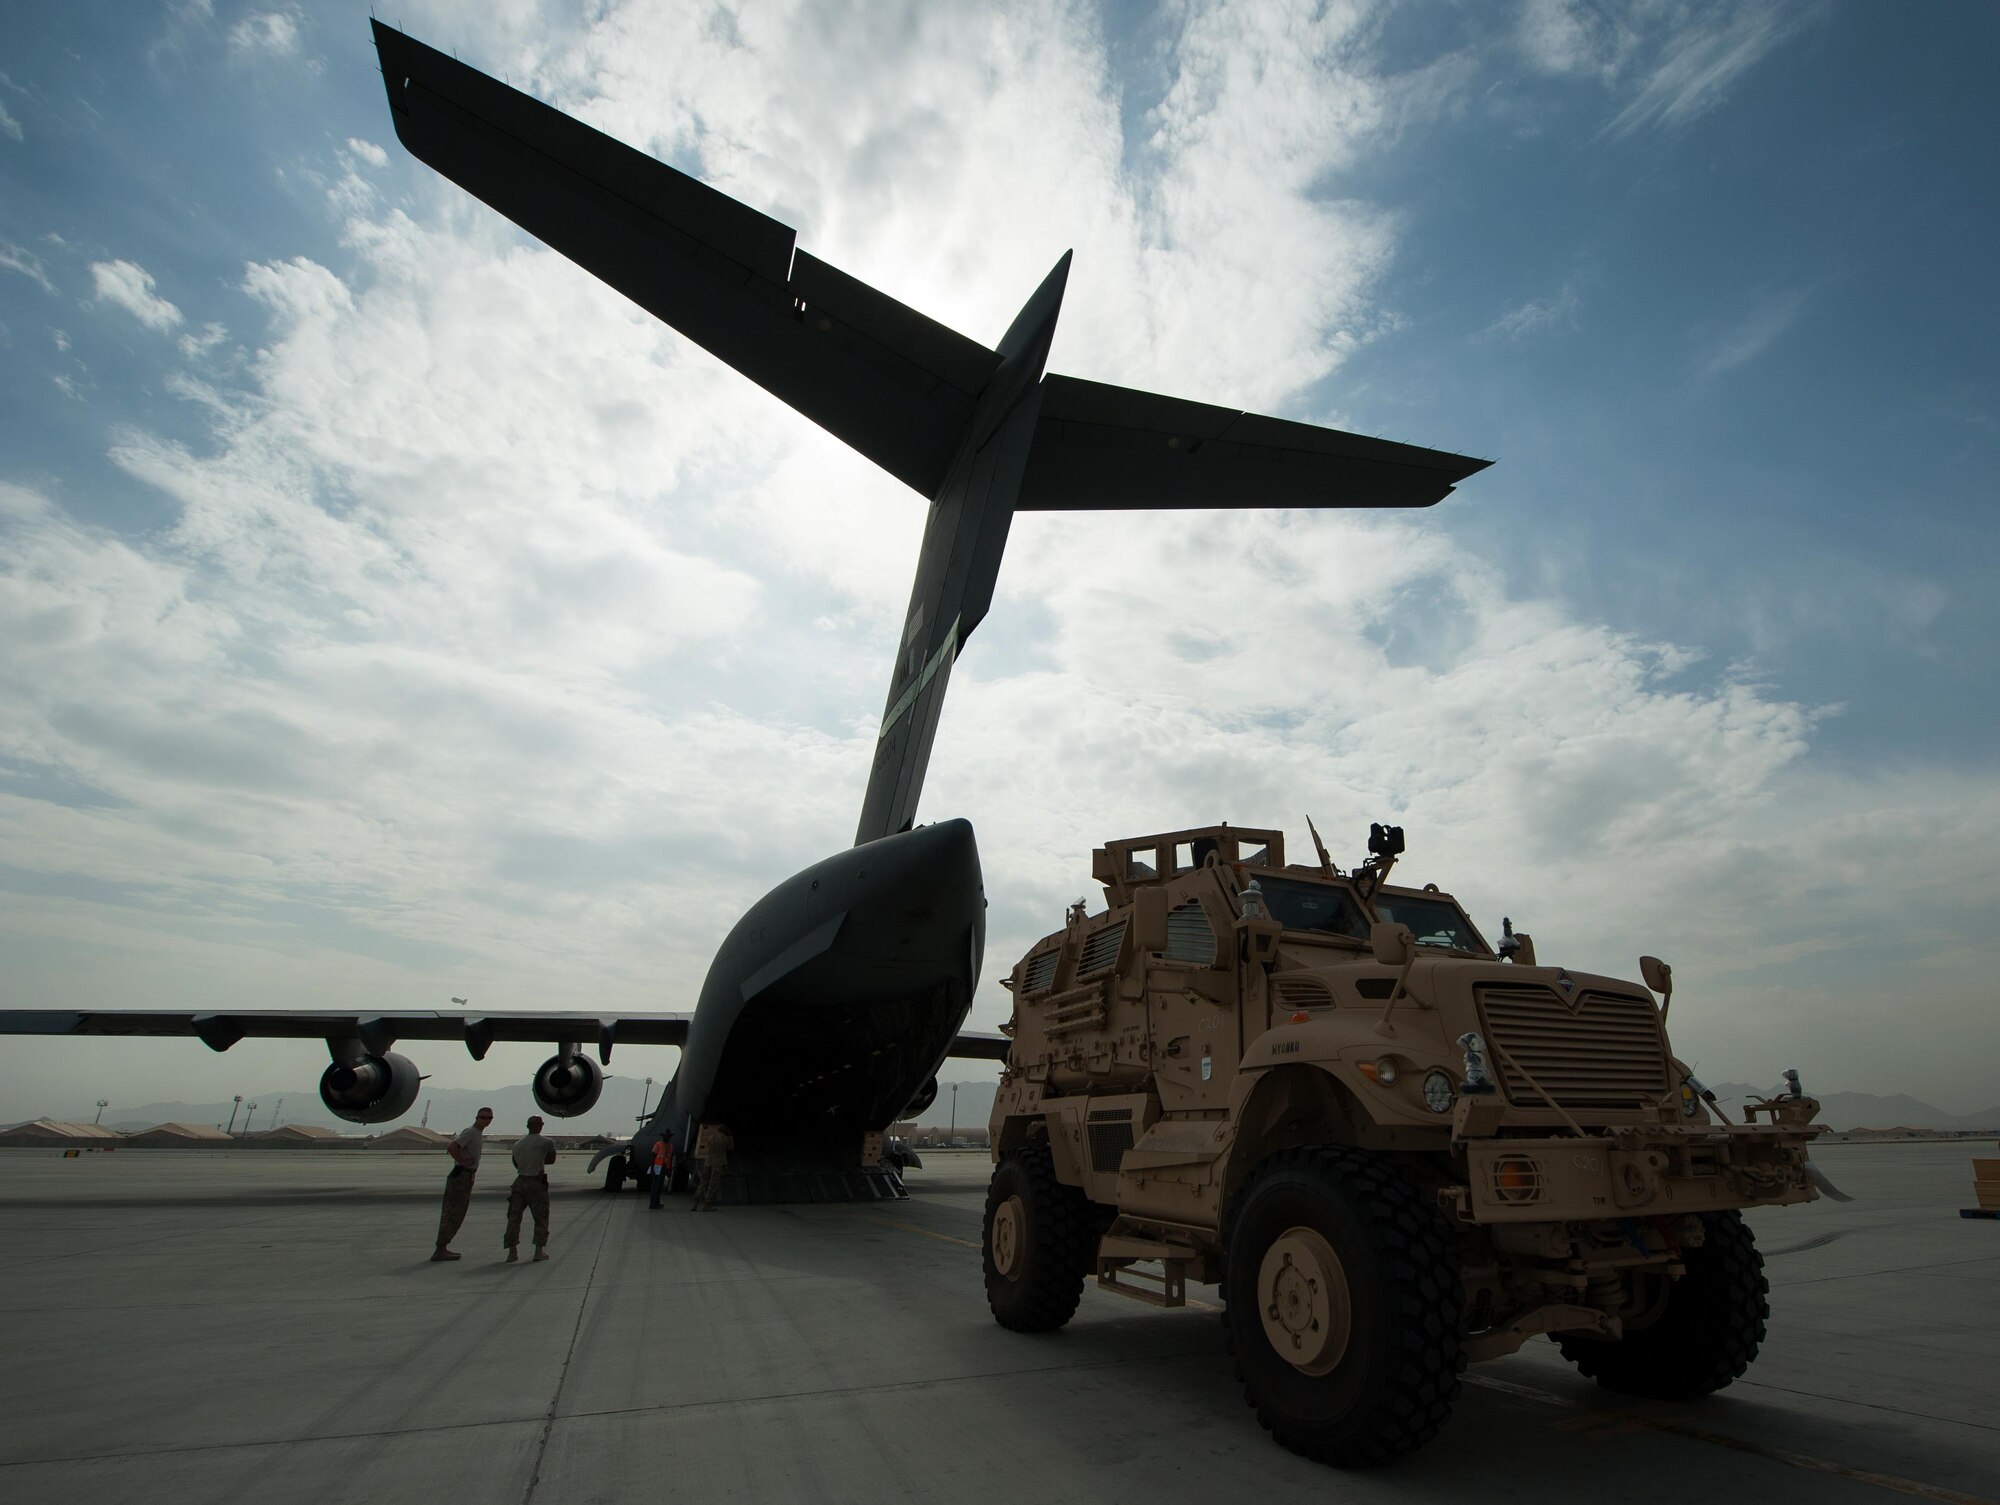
left=1221, top=1145, right=1463, bottom=1467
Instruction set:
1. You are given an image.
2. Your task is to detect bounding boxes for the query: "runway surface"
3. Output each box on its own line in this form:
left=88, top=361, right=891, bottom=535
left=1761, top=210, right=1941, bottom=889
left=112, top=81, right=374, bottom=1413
left=0, top=1141, right=1993, bottom=1503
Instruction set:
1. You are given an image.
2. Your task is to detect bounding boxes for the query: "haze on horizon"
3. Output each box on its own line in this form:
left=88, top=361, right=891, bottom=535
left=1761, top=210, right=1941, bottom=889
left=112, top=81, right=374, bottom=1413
left=1, top=1, right=1994, bottom=1121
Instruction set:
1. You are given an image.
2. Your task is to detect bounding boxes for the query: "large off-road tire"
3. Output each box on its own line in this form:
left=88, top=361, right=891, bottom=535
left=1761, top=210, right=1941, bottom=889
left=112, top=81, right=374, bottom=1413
left=982, top=1144, right=1097, bottom=1332
left=1221, top=1146, right=1463, bottom=1468
left=1555, top=1209, right=1767, bottom=1398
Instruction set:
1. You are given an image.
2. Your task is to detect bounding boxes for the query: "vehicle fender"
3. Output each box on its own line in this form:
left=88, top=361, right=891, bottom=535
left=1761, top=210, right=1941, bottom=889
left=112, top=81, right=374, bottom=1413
left=1218, top=1062, right=1366, bottom=1217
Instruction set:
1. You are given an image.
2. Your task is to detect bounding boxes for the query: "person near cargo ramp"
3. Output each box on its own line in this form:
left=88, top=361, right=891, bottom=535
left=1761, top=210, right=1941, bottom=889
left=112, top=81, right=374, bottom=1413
left=431, top=1106, right=493, bottom=1262
left=691, top=1122, right=733, bottom=1211
left=647, top=1131, right=673, bottom=1210
left=504, top=1115, right=558, bottom=1262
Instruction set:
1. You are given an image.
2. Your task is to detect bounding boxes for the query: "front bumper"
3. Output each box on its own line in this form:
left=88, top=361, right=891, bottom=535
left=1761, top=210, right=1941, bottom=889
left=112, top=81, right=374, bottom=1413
left=1454, top=1124, right=1821, bottom=1224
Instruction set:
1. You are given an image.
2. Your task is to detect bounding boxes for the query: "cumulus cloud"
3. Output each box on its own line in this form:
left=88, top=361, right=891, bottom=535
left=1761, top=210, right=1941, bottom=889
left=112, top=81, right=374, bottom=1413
left=89, top=258, right=183, bottom=331
left=176, top=320, right=227, bottom=359
left=347, top=137, right=388, bottom=168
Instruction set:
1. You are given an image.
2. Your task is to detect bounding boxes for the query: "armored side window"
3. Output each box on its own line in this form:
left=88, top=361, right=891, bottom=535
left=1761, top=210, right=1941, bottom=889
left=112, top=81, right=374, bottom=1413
left=1021, top=949, right=1061, bottom=995
left=1164, top=901, right=1216, bottom=965
left=1125, top=848, right=1156, bottom=879
left=1237, top=842, right=1271, bottom=867
left=1076, top=920, right=1127, bottom=977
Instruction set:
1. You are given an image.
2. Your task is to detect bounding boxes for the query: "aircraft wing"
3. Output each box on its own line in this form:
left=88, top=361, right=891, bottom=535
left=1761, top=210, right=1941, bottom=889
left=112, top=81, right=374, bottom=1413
left=0, top=1009, right=689, bottom=1062
left=370, top=21, right=996, bottom=501
left=1017, top=374, right=1490, bottom=510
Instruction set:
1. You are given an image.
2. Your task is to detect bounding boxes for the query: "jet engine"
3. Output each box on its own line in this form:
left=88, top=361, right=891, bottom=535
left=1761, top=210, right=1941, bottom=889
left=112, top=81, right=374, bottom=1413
left=902, top=1076, right=939, bottom=1119
left=532, top=1051, right=605, bottom=1117
left=319, top=1052, right=421, bottom=1124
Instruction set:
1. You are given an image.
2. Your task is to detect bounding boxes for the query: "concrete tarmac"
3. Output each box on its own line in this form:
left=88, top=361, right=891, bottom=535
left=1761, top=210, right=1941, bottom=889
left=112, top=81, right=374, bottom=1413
left=0, top=1141, right=1994, bottom=1504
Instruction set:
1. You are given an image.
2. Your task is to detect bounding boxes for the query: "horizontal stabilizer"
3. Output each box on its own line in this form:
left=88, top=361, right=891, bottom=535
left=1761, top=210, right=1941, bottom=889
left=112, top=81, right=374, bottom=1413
left=1017, top=374, right=1489, bottom=510
left=947, top=1030, right=1010, bottom=1061
left=371, top=22, right=996, bottom=498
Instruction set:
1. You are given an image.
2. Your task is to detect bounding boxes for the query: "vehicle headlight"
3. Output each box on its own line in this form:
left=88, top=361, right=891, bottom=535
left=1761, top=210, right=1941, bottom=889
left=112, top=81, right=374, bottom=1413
left=1423, top=1070, right=1455, bottom=1114
left=1374, top=1056, right=1399, bottom=1086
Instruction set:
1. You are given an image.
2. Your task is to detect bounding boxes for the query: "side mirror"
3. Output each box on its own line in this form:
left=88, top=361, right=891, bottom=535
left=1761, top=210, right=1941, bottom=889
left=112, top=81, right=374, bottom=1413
left=1639, top=956, right=1673, bottom=996
left=1370, top=922, right=1414, bottom=967
left=1131, top=886, right=1169, bottom=954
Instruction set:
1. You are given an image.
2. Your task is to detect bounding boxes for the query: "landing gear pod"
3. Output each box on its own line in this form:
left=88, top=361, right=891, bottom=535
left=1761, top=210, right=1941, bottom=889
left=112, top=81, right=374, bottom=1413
left=319, top=1052, right=421, bottom=1124
left=532, top=1050, right=604, bottom=1117
left=903, top=1076, right=939, bottom=1119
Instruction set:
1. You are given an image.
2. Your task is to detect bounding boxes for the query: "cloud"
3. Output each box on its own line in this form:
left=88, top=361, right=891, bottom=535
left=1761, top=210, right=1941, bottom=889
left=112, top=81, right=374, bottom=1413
left=1516, top=1, right=1821, bottom=140
left=346, top=137, right=388, bottom=169
left=1696, top=286, right=1807, bottom=375
left=1606, top=3, right=1815, bottom=139
left=1516, top=0, right=1642, bottom=80
left=89, top=259, right=184, bottom=331
left=149, top=0, right=216, bottom=69
left=176, top=320, right=227, bottom=359
left=0, top=98, right=22, bottom=143
left=227, top=11, right=300, bottom=60
left=1477, top=281, right=1579, bottom=342
left=1, top=241, right=55, bottom=294
left=5, top=1, right=1997, bottom=1116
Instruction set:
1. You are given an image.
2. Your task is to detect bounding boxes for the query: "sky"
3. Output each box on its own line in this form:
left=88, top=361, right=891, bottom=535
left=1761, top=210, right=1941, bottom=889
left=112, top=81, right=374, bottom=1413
left=1, top=0, right=1995, bottom=1124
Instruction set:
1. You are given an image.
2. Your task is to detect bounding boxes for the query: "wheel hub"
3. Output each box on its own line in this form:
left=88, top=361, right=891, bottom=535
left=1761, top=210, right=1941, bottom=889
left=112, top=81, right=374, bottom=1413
left=1258, top=1227, right=1351, bottom=1375
left=992, top=1193, right=1026, bottom=1278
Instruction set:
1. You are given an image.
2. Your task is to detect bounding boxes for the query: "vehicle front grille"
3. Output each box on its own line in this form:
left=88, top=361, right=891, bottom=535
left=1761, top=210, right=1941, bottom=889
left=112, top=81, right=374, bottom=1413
left=1474, top=984, right=1669, bottom=1111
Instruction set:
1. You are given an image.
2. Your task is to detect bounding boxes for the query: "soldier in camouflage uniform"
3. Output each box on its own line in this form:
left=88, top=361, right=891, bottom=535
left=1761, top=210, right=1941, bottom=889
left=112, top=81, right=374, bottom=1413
left=431, top=1106, right=493, bottom=1261
left=503, top=1114, right=558, bottom=1262
left=691, top=1122, right=734, bottom=1211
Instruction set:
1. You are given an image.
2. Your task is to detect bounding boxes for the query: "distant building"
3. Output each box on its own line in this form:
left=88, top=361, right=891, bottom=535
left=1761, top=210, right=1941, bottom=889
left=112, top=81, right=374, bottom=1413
left=122, top=1122, right=234, bottom=1148
left=0, top=1119, right=124, bottom=1148
left=241, top=1124, right=350, bottom=1148
left=368, top=1125, right=451, bottom=1150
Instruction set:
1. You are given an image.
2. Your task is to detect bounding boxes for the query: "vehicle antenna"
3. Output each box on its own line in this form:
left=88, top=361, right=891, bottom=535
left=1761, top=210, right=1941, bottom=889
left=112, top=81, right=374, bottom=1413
left=1305, top=815, right=1335, bottom=877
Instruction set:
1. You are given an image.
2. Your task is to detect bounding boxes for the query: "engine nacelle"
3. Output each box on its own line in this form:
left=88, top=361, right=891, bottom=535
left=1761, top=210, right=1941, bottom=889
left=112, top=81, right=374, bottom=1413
left=902, top=1075, right=939, bottom=1119
left=319, top=1052, right=421, bottom=1124
left=532, top=1052, right=605, bottom=1117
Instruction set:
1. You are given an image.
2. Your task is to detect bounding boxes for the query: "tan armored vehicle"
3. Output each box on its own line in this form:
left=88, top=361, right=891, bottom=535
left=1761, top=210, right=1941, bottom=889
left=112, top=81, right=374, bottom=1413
left=982, top=822, right=1825, bottom=1466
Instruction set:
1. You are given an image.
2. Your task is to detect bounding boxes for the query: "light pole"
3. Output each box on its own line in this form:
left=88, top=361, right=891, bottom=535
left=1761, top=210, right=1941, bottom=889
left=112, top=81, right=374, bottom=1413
left=243, top=1102, right=258, bottom=1137
left=225, top=1095, right=244, bottom=1135
left=636, top=1077, right=654, bottom=1122
left=272, top=1098, right=284, bottom=1129
left=94, top=1099, right=108, bottom=1125
left=949, top=1083, right=959, bottom=1144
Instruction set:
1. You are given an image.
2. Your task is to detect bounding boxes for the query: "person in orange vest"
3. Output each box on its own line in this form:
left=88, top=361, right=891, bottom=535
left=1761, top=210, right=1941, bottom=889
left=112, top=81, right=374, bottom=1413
left=646, top=1131, right=673, bottom=1209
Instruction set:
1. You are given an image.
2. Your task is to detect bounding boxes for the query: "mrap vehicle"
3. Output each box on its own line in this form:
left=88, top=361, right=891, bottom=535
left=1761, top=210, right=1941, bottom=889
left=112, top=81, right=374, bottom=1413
left=982, top=823, right=1825, bottom=1466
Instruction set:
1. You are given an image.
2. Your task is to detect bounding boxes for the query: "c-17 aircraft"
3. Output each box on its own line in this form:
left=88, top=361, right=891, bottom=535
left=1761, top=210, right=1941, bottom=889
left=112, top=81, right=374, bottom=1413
left=0, top=24, right=1488, bottom=1203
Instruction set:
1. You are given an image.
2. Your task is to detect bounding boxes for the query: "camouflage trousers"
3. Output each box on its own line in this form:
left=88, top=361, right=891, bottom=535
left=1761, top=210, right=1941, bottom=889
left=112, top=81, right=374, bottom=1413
left=436, top=1167, right=475, bottom=1248
left=505, top=1174, right=551, bottom=1249
left=694, top=1161, right=727, bottom=1209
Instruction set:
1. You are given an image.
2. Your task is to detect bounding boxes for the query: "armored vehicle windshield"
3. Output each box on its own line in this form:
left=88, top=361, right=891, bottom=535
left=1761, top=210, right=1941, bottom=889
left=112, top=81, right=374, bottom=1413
left=1257, top=877, right=1371, bottom=940
left=1372, top=892, right=1488, bottom=953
